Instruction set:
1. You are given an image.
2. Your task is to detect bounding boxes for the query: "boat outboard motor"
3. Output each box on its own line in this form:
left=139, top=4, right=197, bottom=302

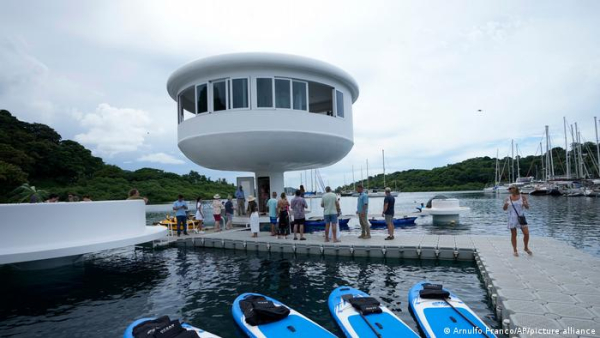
left=240, top=295, right=290, bottom=326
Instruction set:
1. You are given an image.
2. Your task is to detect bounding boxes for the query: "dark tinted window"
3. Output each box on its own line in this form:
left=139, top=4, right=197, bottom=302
left=213, top=80, right=227, bottom=111
left=257, top=78, right=273, bottom=108
left=275, top=79, right=291, bottom=109
left=231, top=79, right=249, bottom=109
left=196, top=84, right=208, bottom=113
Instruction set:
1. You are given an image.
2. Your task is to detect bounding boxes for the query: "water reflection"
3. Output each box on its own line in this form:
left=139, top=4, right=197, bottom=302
left=0, top=247, right=494, bottom=338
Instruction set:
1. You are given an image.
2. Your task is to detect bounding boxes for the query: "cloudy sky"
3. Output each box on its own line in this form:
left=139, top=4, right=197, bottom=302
left=1, top=1, right=599, bottom=188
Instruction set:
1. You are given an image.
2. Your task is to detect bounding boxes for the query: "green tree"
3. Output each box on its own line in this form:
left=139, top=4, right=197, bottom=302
left=10, top=183, right=48, bottom=203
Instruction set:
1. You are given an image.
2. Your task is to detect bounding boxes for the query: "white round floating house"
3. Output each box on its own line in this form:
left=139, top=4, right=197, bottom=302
left=167, top=53, right=359, bottom=202
left=421, top=196, right=471, bottom=224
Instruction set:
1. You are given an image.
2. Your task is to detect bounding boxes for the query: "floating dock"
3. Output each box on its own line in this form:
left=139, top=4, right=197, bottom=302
left=157, top=230, right=600, bottom=336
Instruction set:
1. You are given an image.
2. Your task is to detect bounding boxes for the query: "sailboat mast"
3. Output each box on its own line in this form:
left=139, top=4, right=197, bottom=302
left=352, top=165, right=356, bottom=191
left=570, top=125, right=579, bottom=178
left=595, top=116, right=600, bottom=178
left=366, top=159, right=370, bottom=190
left=540, top=142, right=545, bottom=181
left=360, top=166, right=364, bottom=187
left=575, top=123, right=584, bottom=178
left=545, top=125, right=552, bottom=180
left=382, top=149, right=386, bottom=188
left=516, top=143, right=520, bottom=179
left=511, top=140, right=515, bottom=183
left=495, top=149, right=499, bottom=186
left=564, top=117, right=570, bottom=179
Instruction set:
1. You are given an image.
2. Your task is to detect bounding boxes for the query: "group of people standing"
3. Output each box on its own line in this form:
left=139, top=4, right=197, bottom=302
left=249, top=183, right=398, bottom=242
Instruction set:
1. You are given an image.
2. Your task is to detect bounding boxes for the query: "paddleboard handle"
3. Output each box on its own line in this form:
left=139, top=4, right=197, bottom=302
left=357, top=311, right=382, bottom=338
left=443, top=298, right=491, bottom=338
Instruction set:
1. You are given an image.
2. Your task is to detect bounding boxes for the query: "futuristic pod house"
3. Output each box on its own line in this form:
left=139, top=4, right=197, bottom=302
left=167, top=53, right=359, bottom=205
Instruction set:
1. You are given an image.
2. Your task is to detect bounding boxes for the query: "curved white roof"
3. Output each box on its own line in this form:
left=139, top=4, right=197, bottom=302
left=167, top=52, right=360, bottom=102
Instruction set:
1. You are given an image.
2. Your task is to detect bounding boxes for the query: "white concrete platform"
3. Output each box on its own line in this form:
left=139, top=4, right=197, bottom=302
left=162, top=230, right=600, bottom=337
left=0, top=200, right=167, bottom=265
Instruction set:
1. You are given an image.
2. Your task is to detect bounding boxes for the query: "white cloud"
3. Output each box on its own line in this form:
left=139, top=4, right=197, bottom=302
left=137, top=152, right=185, bottom=165
left=2, top=1, right=600, bottom=188
left=74, top=103, right=151, bottom=156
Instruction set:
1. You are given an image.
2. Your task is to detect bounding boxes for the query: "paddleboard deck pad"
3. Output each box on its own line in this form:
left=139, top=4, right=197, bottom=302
left=408, top=282, right=496, bottom=338
left=328, top=286, right=419, bottom=338
left=124, top=316, right=220, bottom=338
left=232, top=293, right=336, bottom=338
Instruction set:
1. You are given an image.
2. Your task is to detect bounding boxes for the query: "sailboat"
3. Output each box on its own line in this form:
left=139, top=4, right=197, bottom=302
left=366, top=150, right=399, bottom=197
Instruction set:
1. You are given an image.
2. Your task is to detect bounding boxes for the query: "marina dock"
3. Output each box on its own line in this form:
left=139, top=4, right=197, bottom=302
left=158, top=230, right=600, bottom=336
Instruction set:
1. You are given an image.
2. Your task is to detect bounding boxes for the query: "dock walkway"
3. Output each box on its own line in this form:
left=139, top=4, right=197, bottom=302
left=159, top=230, right=600, bottom=337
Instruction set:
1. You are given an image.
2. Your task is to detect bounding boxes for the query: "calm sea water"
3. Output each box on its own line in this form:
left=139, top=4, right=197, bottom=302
left=1, top=191, right=597, bottom=337
left=149, top=191, right=600, bottom=257
left=0, top=247, right=494, bottom=338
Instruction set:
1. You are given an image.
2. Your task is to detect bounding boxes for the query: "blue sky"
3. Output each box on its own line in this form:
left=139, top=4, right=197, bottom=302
left=1, top=1, right=599, bottom=188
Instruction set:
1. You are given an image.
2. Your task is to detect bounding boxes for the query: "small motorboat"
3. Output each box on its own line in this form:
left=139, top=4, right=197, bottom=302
left=304, top=218, right=350, bottom=232
left=369, top=217, right=417, bottom=229
left=158, top=215, right=201, bottom=234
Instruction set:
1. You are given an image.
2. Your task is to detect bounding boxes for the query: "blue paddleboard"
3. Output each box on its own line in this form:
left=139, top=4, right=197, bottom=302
left=408, top=282, right=496, bottom=338
left=328, top=286, right=419, bottom=338
left=232, top=292, right=336, bottom=338
left=123, top=317, right=220, bottom=338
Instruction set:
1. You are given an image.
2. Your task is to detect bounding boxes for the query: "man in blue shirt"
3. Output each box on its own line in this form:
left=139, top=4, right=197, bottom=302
left=382, top=187, right=395, bottom=240
left=172, top=194, right=189, bottom=236
left=356, top=184, right=370, bottom=239
left=235, top=186, right=246, bottom=216
left=267, top=192, right=278, bottom=236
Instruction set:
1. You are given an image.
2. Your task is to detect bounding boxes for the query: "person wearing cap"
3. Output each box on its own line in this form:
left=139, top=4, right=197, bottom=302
left=225, top=195, right=234, bottom=230
left=382, top=187, right=395, bottom=240
left=503, top=184, right=531, bottom=256
left=356, top=184, right=370, bottom=239
left=172, top=194, right=189, bottom=236
left=290, top=189, right=308, bottom=240
left=321, top=186, right=341, bottom=243
left=247, top=195, right=259, bottom=237
left=212, top=194, right=223, bottom=232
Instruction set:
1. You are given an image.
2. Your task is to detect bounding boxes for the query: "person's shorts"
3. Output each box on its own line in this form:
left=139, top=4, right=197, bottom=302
left=385, top=214, right=394, bottom=223
left=270, top=217, right=278, bottom=224
left=294, top=218, right=305, bottom=226
left=214, top=214, right=222, bottom=222
left=324, top=214, right=338, bottom=224
left=226, top=213, right=233, bottom=220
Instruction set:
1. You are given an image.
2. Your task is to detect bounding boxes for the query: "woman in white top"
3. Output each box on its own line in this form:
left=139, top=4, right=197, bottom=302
left=212, top=194, right=223, bottom=232
left=248, top=195, right=259, bottom=237
left=194, top=196, right=204, bottom=233
left=503, top=185, right=532, bottom=257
